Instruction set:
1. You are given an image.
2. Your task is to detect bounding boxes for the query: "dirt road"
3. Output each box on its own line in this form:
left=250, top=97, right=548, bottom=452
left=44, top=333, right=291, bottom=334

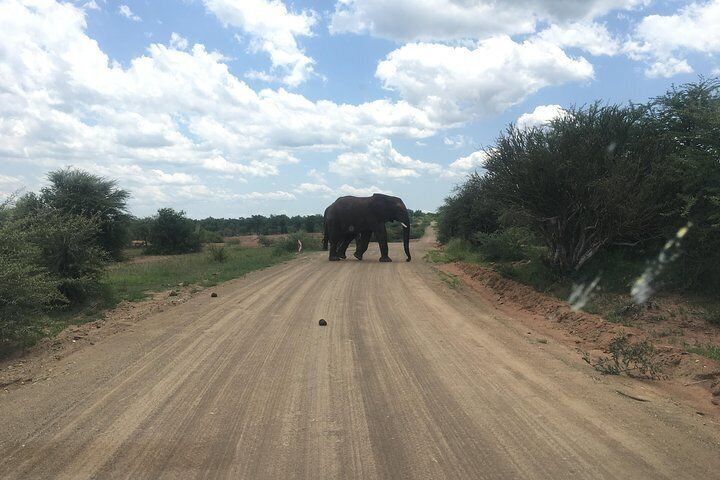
left=1, top=231, right=719, bottom=479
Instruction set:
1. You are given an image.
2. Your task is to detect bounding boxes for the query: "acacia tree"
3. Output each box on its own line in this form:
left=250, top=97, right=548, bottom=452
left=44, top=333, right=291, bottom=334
left=483, top=103, right=677, bottom=272
left=647, top=79, right=720, bottom=290
left=41, top=168, right=130, bottom=260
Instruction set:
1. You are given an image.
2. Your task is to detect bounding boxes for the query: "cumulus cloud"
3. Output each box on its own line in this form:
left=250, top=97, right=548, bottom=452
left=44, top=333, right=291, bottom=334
left=118, top=4, right=140, bottom=22
left=625, top=0, right=720, bottom=77
left=534, top=22, right=620, bottom=56
left=443, top=134, right=472, bottom=149
left=202, top=0, right=317, bottom=86
left=233, top=191, right=296, bottom=201
left=294, top=183, right=335, bottom=196
left=169, top=32, right=188, bottom=50
left=444, top=151, right=489, bottom=178
left=0, top=0, right=442, bottom=198
left=376, top=37, right=593, bottom=124
left=330, top=0, right=646, bottom=42
left=516, top=104, right=567, bottom=129
left=330, top=139, right=442, bottom=179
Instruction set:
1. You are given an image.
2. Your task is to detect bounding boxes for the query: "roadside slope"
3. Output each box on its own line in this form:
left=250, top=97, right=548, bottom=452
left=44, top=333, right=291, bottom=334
left=1, top=232, right=719, bottom=479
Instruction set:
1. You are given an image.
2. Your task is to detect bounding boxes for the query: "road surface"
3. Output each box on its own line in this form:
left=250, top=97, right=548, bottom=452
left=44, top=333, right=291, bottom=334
left=1, top=230, right=719, bottom=479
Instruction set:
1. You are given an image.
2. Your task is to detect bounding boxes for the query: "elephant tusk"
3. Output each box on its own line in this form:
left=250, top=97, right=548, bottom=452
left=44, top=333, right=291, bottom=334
left=297, top=239, right=303, bottom=252
left=400, top=222, right=408, bottom=228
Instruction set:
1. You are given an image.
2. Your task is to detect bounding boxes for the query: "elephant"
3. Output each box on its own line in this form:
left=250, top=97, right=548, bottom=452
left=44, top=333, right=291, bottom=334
left=323, top=193, right=411, bottom=262
left=322, top=208, right=371, bottom=259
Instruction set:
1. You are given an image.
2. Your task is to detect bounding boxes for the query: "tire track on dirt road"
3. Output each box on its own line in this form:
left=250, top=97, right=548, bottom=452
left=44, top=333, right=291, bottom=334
left=1, top=232, right=719, bottom=479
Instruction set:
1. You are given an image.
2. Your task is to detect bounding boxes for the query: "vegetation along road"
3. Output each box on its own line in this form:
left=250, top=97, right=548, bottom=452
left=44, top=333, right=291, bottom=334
left=1, top=230, right=719, bottom=479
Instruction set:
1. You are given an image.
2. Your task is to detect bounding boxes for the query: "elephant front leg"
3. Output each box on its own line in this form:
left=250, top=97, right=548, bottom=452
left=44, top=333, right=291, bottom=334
left=376, top=226, right=392, bottom=262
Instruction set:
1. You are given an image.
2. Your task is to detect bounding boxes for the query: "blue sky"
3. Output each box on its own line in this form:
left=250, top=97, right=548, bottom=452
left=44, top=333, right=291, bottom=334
left=1, top=0, right=718, bottom=218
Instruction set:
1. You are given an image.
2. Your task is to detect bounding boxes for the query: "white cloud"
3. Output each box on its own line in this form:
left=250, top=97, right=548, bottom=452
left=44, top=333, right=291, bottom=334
left=151, top=170, right=198, bottom=185
left=644, top=58, right=694, bottom=78
left=330, top=139, right=442, bottom=179
left=376, top=37, right=593, bottom=123
left=444, top=151, right=489, bottom=178
left=330, top=0, right=645, bottom=42
left=625, top=0, right=720, bottom=77
left=201, top=157, right=279, bottom=176
left=82, top=1, right=99, bottom=10
left=118, top=4, right=140, bottom=22
left=516, top=104, right=567, bottom=130
left=443, top=134, right=472, bottom=149
left=294, top=183, right=334, bottom=195
left=202, top=0, right=316, bottom=87
left=294, top=181, right=392, bottom=199
left=337, top=184, right=391, bottom=197
left=534, top=22, right=620, bottom=56
left=234, top=191, right=296, bottom=201
left=0, top=0, right=443, bottom=196
left=169, top=32, right=188, bottom=50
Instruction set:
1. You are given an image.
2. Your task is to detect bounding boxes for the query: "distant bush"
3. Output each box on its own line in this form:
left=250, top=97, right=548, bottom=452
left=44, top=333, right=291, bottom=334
left=200, top=229, right=224, bottom=243
left=257, top=235, right=273, bottom=247
left=207, top=244, right=227, bottom=263
left=272, top=231, right=322, bottom=255
left=146, top=208, right=201, bottom=255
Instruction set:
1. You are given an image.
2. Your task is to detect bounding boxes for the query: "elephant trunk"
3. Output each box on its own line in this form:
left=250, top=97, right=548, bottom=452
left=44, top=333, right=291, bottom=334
left=403, top=222, right=411, bottom=262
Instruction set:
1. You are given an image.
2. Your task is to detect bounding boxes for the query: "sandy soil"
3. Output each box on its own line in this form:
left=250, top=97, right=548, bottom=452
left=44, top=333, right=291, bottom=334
left=1, top=229, right=719, bottom=479
left=438, top=262, right=720, bottom=409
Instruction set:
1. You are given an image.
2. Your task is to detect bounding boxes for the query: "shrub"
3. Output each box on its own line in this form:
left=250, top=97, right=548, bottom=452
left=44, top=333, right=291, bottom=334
left=272, top=231, right=321, bottom=255
left=200, top=229, right=224, bottom=243
left=146, top=208, right=201, bottom=255
left=588, top=334, right=661, bottom=379
left=443, top=239, right=481, bottom=263
left=207, top=244, right=227, bottom=263
left=473, top=227, right=535, bottom=262
left=20, top=209, right=107, bottom=304
left=0, top=216, right=64, bottom=344
left=257, top=235, right=273, bottom=247
left=483, top=103, right=676, bottom=273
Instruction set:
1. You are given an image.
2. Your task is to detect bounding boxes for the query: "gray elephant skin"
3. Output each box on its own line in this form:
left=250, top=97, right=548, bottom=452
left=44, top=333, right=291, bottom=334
left=322, top=194, right=411, bottom=262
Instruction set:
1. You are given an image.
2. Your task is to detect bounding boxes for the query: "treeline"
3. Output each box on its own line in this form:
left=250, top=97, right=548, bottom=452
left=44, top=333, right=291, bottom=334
left=438, top=79, right=720, bottom=294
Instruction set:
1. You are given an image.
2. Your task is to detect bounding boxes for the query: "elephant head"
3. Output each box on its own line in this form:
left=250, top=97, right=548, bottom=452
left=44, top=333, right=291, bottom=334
left=371, top=194, right=412, bottom=262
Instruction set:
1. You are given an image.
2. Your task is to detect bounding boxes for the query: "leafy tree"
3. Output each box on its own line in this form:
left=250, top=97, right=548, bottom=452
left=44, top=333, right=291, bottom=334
left=483, top=103, right=676, bottom=272
left=19, top=209, right=107, bottom=303
left=0, top=203, right=64, bottom=343
left=146, top=208, right=201, bottom=254
left=41, top=168, right=130, bottom=260
left=647, top=79, right=720, bottom=291
left=437, top=173, right=499, bottom=243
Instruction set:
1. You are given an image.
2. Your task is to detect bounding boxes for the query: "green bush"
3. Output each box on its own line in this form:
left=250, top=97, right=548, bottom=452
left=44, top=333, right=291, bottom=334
left=272, top=231, right=322, bottom=255
left=257, top=235, right=273, bottom=247
left=443, top=239, right=482, bottom=263
left=20, top=209, right=107, bottom=304
left=207, top=244, right=227, bottom=263
left=0, top=217, right=65, bottom=344
left=473, top=227, right=535, bottom=262
left=146, top=208, right=201, bottom=255
left=200, top=229, right=224, bottom=243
